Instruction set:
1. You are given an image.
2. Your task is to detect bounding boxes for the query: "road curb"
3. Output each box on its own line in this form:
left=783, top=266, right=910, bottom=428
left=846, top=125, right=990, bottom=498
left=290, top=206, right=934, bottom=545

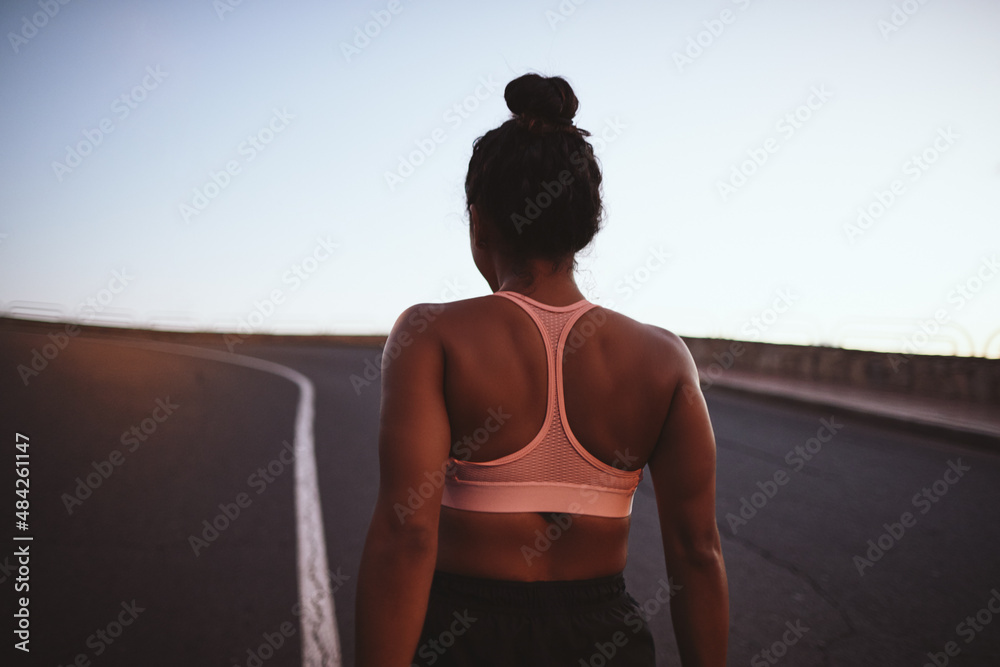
left=703, top=382, right=1000, bottom=453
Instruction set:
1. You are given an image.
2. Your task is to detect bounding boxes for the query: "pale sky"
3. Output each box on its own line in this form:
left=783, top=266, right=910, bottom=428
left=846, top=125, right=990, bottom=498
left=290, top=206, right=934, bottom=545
left=2, top=0, right=998, bottom=357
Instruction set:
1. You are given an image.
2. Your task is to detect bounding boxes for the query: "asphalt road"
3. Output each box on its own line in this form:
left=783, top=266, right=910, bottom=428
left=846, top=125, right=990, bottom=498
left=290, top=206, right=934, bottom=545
left=1, top=329, right=998, bottom=666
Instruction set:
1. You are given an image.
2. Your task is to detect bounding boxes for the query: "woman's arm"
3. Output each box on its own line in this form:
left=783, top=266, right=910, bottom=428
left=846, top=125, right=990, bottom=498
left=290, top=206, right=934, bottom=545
left=355, top=304, right=452, bottom=667
left=647, top=332, right=729, bottom=667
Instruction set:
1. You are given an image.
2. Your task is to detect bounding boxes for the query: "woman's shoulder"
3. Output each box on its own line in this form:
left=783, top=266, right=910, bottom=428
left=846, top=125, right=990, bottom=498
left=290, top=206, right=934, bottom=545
left=390, top=294, right=491, bottom=326
left=391, top=296, right=693, bottom=364
left=410, top=294, right=688, bottom=339
left=385, top=295, right=495, bottom=343
left=597, top=307, right=696, bottom=374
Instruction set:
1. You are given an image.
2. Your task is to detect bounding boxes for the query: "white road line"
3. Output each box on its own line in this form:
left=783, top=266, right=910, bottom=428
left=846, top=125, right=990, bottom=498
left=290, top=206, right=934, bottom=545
left=110, top=339, right=341, bottom=667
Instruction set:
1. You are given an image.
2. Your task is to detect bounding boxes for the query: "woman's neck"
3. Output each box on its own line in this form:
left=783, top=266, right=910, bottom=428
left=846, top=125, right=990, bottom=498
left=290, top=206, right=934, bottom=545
left=494, top=258, right=586, bottom=305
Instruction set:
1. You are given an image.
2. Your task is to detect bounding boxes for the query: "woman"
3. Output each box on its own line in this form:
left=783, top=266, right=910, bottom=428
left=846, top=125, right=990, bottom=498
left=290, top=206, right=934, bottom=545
left=355, top=73, right=728, bottom=666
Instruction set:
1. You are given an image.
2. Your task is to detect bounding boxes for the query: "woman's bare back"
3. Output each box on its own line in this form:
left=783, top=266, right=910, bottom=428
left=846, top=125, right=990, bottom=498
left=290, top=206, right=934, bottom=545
left=430, top=292, right=683, bottom=581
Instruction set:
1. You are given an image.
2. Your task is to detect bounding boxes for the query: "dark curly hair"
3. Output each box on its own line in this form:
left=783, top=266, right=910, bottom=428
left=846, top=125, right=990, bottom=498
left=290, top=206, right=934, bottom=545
left=465, top=73, right=603, bottom=274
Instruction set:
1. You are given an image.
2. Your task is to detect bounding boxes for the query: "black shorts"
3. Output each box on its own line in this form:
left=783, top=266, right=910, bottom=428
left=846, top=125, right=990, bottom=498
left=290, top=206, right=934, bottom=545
left=411, top=569, right=656, bottom=666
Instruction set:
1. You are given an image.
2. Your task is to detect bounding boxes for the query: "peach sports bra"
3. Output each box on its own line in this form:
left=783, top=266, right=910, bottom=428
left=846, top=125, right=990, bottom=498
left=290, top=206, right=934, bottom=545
left=440, top=290, right=644, bottom=519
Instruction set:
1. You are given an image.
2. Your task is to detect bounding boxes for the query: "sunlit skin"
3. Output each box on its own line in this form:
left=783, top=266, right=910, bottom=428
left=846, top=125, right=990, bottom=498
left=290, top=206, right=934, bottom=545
left=355, top=204, right=729, bottom=666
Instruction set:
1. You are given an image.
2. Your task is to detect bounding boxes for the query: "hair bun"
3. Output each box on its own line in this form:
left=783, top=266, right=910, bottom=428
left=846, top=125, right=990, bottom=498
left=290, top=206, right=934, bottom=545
left=505, top=74, right=578, bottom=125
